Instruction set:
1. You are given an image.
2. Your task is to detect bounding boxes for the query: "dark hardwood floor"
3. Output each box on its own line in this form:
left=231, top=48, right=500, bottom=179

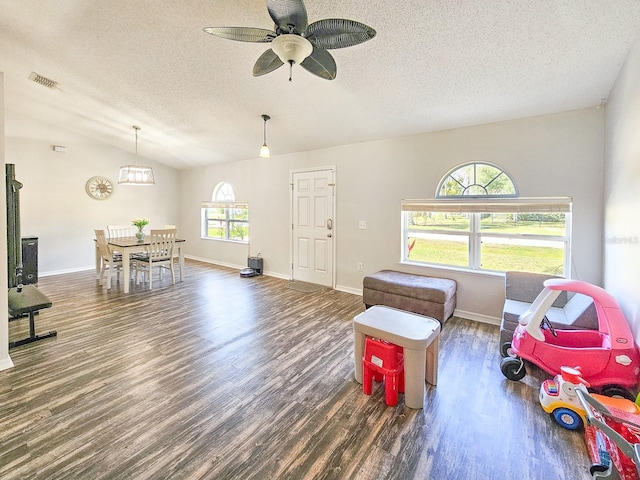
left=1, top=261, right=593, bottom=479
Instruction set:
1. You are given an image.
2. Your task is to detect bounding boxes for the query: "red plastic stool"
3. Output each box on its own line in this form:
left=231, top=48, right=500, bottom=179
left=362, top=336, right=405, bottom=406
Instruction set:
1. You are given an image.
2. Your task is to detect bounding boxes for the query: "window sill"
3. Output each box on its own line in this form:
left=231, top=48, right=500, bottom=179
left=398, top=260, right=505, bottom=279
left=200, top=237, right=248, bottom=245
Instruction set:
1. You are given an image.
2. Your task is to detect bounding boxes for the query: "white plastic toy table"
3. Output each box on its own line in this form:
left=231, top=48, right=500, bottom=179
left=353, top=305, right=441, bottom=409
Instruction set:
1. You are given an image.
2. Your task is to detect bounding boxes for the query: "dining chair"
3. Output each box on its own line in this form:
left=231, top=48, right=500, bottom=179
left=95, top=229, right=123, bottom=290
left=107, top=224, right=135, bottom=238
left=106, top=224, right=138, bottom=278
left=164, top=225, right=178, bottom=270
left=133, top=229, right=176, bottom=290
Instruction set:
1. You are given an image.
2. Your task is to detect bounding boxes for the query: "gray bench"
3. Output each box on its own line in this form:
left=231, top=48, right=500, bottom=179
left=499, top=271, right=598, bottom=353
left=362, top=270, right=457, bottom=325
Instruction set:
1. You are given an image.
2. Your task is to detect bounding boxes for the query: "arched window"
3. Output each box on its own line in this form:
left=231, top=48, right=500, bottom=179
left=401, top=162, right=571, bottom=275
left=201, top=182, right=249, bottom=242
left=436, top=162, right=517, bottom=197
left=213, top=182, right=235, bottom=201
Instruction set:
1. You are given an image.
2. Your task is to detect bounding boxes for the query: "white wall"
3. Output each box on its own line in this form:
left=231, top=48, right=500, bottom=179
left=5, top=128, right=180, bottom=274
left=603, top=34, right=640, bottom=338
left=180, top=108, right=605, bottom=322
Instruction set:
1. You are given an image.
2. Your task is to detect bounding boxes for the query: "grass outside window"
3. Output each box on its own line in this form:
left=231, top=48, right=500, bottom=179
left=404, top=211, right=569, bottom=275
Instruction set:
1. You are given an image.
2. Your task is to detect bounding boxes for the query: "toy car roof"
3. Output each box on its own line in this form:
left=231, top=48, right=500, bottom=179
left=543, top=278, right=633, bottom=346
left=543, top=278, right=620, bottom=309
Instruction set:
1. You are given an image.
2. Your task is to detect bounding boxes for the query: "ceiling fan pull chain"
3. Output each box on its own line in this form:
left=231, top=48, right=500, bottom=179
left=289, top=60, right=294, bottom=82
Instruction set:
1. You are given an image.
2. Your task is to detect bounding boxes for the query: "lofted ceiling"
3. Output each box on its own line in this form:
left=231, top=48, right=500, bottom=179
left=1, top=0, right=639, bottom=170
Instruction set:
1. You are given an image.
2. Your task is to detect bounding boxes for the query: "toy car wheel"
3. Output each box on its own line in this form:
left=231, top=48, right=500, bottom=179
left=552, top=407, right=582, bottom=430
left=500, top=357, right=526, bottom=381
left=601, top=385, right=635, bottom=401
left=500, top=342, right=513, bottom=358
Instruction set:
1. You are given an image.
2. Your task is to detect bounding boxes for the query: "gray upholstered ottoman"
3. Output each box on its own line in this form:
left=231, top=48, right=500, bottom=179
left=362, top=270, right=457, bottom=325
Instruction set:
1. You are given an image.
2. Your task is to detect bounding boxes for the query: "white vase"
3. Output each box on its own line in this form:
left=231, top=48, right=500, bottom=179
left=135, top=230, right=145, bottom=241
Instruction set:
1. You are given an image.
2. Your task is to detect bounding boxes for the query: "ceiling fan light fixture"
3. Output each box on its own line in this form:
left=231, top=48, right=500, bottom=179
left=118, top=125, right=155, bottom=185
left=271, top=34, right=313, bottom=65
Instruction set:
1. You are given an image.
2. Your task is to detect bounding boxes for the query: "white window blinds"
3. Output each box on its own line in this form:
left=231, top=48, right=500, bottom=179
left=201, top=201, right=249, bottom=209
left=401, top=197, right=571, bottom=213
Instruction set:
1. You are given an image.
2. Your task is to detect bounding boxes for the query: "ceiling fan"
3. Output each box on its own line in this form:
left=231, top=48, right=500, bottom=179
left=203, top=0, right=376, bottom=81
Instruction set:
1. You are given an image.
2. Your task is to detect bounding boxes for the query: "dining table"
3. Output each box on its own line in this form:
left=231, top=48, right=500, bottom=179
left=95, top=236, right=186, bottom=293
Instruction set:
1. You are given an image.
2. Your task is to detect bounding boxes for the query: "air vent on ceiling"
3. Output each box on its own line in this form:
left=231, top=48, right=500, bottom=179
left=28, top=72, right=59, bottom=89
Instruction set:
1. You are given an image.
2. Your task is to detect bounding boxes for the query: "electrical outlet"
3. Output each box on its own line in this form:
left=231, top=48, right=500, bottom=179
left=357, top=262, right=363, bottom=271
left=358, top=220, right=367, bottom=230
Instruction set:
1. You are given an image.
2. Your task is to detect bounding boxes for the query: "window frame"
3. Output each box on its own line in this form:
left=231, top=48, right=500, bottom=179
left=201, top=182, right=249, bottom=243
left=401, top=198, right=572, bottom=275
left=436, top=161, right=518, bottom=198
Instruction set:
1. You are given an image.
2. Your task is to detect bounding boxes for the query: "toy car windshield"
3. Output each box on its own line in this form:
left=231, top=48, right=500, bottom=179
left=519, top=287, right=562, bottom=341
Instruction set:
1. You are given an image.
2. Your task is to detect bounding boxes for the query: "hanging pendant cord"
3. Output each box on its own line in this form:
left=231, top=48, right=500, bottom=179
left=133, top=125, right=140, bottom=167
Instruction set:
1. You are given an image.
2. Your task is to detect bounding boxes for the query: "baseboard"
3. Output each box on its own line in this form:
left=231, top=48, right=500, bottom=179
left=454, top=309, right=501, bottom=326
left=0, top=355, right=15, bottom=371
left=186, top=255, right=244, bottom=271
left=335, top=285, right=362, bottom=296
left=185, top=255, right=290, bottom=280
left=41, top=266, right=94, bottom=277
left=264, top=271, right=290, bottom=280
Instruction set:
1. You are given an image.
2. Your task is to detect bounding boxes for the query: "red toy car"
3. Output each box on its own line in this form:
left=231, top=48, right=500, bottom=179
left=501, top=279, right=640, bottom=398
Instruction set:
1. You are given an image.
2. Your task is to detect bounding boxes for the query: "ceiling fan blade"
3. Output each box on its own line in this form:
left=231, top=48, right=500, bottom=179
left=267, top=0, right=308, bottom=34
left=300, top=48, right=336, bottom=80
left=306, top=19, right=376, bottom=49
left=253, top=49, right=285, bottom=76
left=203, top=26, right=276, bottom=43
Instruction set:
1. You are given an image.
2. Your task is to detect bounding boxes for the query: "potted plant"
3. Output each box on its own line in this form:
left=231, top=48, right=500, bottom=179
left=132, top=218, right=150, bottom=241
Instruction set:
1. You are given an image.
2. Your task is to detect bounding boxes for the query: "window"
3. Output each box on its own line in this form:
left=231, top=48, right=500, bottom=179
left=201, top=182, right=249, bottom=242
left=402, top=163, right=571, bottom=275
left=437, top=162, right=517, bottom=197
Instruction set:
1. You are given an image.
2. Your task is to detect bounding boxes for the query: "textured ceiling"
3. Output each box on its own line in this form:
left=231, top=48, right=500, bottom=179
left=1, top=0, right=639, bottom=169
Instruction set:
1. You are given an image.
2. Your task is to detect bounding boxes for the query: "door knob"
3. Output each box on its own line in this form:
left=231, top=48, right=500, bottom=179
left=327, top=233, right=332, bottom=238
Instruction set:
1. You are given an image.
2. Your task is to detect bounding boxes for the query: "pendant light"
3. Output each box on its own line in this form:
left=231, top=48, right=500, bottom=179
left=118, top=125, right=155, bottom=185
left=259, top=114, right=270, bottom=158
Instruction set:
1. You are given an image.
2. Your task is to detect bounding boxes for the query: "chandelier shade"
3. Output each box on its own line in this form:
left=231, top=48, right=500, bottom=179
left=118, top=165, right=155, bottom=185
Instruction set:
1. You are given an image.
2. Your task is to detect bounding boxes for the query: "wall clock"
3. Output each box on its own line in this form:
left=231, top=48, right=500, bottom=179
left=85, top=176, right=114, bottom=200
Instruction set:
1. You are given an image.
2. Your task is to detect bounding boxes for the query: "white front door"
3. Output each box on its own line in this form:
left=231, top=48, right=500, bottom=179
left=291, top=167, right=335, bottom=287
